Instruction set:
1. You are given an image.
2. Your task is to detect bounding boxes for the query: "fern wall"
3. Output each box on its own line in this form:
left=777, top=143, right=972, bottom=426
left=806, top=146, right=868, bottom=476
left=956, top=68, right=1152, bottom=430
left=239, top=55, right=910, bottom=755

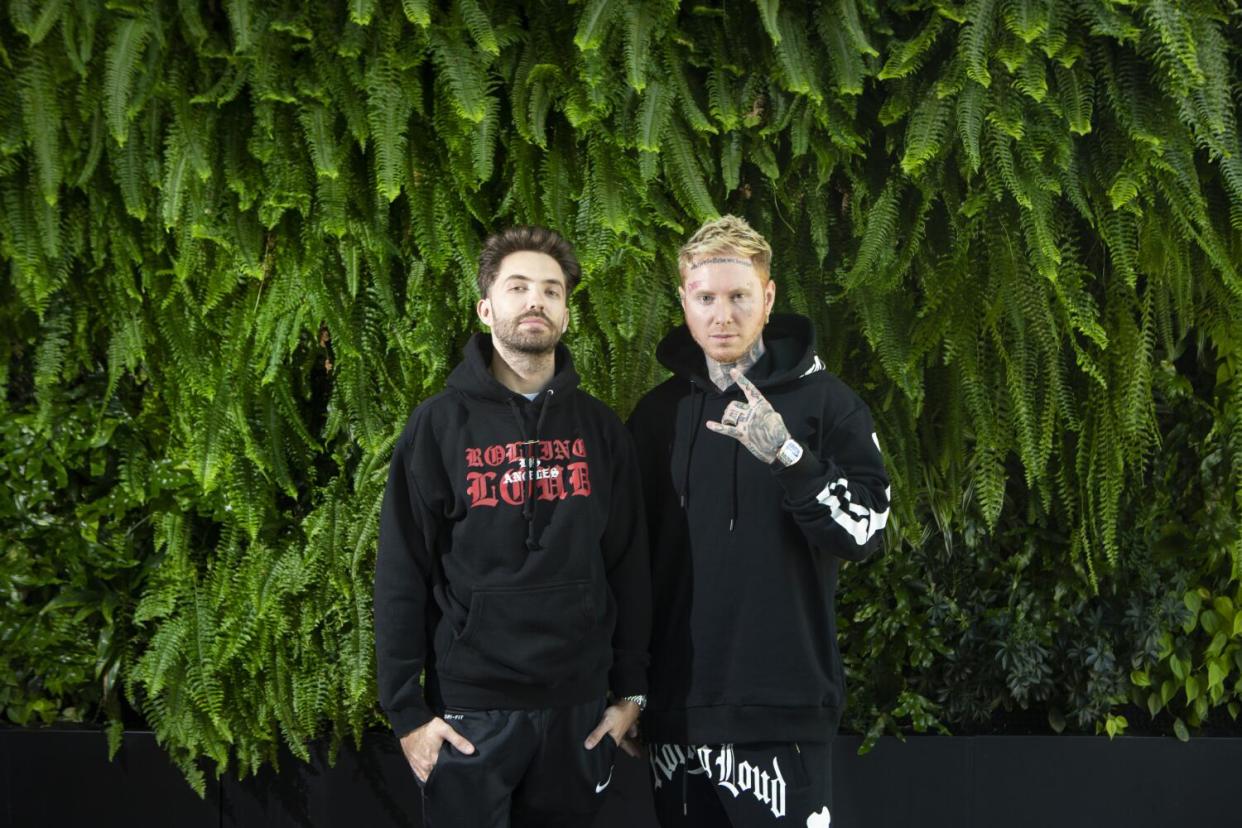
left=2, top=0, right=1241, bottom=792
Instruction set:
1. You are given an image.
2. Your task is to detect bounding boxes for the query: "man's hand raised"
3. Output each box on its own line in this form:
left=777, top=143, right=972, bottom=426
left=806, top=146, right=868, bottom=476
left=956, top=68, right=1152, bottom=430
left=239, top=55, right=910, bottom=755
left=399, top=717, right=476, bottom=783
left=705, top=369, right=791, bottom=464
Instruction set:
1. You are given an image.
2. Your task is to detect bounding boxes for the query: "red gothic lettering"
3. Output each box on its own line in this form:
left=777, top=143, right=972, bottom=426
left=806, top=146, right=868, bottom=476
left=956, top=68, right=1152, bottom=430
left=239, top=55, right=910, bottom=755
left=499, top=473, right=525, bottom=506
left=567, top=461, right=592, bottom=497
left=484, top=445, right=506, bottom=466
left=466, top=472, right=498, bottom=508
left=572, top=438, right=587, bottom=458
left=536, top=468, right=567, bottom=501
left=506, top=442, right=523, bottom=463
left=465, top=447, right=483, bottom=468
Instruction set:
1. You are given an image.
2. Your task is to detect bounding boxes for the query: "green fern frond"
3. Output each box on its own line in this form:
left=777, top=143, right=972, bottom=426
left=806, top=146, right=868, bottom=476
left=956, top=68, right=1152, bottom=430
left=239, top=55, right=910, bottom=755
left=401, top=0, right=431, bottom=26
left=901, top=90, right=952, bottom=176
left=574, top=0, right=617, bottom=53
left=662, top=119, right=718, bottom=221
left=19, top=47, right=62, bottom=205
left=225, top=0, right=267, bottom=53
left=298, top=103, right=342, bottom=180
left=1001, top=0, right=1049, bottom=44
left=960, top=0, right=997, bottom=87
left=524, top=63, right=561, bottom=148
left=457, top=0, right=499, bottom=55
left=773, top=9, right=824, bottom=103
left=835, top=0, right=879, bottom=58
left=623, top=3, right=655, bottom=92
left=879, top=15, right=944, bottom=81
left=344, top=0, right=374, bottom=26
left=636, top=79, right=674, bottom=153
left=755, top=0, right=781, bottom=45
left=846, top=179, right=901, bottom=284
left=10, top=0, right=66, bottom=45
left=663, top=42, right=715, bottom=134
left=817, top=10, right=865, bottom=96
left=431, top=29, right=489, bottom=123
left=104, top=15, right=152, bottom=145
left=367, top=53, right=414, bottom=201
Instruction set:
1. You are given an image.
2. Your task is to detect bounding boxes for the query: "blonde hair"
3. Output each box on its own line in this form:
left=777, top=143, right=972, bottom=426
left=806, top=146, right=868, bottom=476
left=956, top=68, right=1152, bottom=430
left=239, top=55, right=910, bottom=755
left=677, top=215, right=772, bottom=282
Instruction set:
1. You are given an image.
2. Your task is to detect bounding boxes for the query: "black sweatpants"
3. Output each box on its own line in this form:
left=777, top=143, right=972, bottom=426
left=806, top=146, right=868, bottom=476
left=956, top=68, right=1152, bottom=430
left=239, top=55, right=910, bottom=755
left=649, top=742, right=834, bottom=827
left=416, top=697, right=618, bottom=827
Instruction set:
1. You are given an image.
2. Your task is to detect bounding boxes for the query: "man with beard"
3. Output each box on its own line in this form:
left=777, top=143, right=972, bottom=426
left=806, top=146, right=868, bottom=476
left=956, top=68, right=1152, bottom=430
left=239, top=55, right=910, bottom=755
left=374, top=226, right=651, bottom=827
left=628, top=216, right=891, bottom=827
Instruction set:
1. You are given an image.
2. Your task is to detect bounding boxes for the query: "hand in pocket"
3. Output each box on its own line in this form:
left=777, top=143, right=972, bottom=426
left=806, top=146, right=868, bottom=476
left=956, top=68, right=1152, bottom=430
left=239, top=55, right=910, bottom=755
left=399, top=717, right=476, bottom=783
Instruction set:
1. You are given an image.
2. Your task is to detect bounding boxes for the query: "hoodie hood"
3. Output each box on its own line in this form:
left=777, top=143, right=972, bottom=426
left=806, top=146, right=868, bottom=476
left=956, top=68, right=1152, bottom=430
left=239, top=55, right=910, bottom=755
left=447, top=332, right=581, bottom=402
left=655, top=313, right=823, bottom=390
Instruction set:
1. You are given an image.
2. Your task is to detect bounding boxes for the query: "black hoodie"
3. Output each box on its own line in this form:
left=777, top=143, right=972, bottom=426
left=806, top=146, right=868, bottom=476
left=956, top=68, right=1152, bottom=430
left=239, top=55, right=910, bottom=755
left=374, top=334, right=650, bottom=737
left=627, top=314, right=891, bottom=744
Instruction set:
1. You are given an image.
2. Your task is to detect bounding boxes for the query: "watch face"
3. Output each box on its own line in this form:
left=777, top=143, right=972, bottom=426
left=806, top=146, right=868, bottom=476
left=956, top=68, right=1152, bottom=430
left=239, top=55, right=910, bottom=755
left=779, top=439, right=802, bottom=466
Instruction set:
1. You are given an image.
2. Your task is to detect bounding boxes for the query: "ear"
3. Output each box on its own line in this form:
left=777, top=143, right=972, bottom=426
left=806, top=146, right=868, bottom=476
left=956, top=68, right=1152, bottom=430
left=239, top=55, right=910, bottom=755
left=678, top=284, right=688, bottom=313
left=763, top=278, right=776, bottom=316
left=561, top=309, right=569, bottom=333
left=476, top=297, right=492, bottom=327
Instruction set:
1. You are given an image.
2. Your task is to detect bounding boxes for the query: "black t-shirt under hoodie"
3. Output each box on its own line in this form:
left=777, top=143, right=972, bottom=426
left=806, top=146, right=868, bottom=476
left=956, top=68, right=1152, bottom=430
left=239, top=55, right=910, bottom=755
left=627, top=313, right=892, bottom=745
left=374, top=334, right=651, bottom=737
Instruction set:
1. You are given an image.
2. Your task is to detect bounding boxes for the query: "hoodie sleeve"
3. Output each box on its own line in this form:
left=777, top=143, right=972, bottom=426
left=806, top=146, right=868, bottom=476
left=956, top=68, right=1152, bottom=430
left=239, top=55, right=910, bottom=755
left=772, top=401, right=892, bottom=562
left=600, top=423, right=652, bottom=698
left=373, top=429, right=438, bottom=738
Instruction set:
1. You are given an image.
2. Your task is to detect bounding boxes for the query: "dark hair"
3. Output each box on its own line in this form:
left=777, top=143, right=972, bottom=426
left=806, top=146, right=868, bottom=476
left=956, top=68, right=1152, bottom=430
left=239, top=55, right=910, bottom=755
left=476, top=226, right=581, bottom=297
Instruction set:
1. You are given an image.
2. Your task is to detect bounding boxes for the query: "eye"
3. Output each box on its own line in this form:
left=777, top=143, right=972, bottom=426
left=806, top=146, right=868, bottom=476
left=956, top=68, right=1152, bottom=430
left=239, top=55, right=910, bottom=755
left=510, top=283, right=526, bottom=292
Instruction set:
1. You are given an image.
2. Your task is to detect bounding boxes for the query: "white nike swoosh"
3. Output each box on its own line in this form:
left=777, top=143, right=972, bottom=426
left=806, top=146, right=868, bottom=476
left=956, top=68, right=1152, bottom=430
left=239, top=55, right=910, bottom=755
left=595, top=766, right=613, bottom=794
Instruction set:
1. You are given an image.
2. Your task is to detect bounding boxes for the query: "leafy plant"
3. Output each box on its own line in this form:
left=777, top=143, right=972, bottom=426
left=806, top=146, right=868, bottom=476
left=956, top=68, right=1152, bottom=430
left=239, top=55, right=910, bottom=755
left=1, top=0, right=1240, bottom=791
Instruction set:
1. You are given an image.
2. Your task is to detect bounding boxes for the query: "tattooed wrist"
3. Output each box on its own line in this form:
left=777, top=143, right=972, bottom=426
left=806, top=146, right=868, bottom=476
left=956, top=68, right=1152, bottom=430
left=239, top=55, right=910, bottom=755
left=741, top=408, right=790, bottom=463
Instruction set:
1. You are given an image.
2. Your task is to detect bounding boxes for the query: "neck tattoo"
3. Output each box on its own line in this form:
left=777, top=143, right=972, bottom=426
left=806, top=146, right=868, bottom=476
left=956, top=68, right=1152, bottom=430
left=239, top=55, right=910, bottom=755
left=706, top=337, right=766, bottom=391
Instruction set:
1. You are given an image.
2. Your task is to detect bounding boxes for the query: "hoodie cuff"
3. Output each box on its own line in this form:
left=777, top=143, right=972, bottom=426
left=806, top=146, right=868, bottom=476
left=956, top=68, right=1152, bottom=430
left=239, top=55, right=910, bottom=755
left=387, top=704, right=436, bottom=740
left=771, top=441, right=830, bottom=501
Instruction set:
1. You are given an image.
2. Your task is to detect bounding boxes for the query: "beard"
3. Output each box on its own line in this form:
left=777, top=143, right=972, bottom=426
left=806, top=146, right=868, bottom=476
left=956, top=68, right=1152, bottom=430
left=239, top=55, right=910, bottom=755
left=491, top=312, right=563, bottom=354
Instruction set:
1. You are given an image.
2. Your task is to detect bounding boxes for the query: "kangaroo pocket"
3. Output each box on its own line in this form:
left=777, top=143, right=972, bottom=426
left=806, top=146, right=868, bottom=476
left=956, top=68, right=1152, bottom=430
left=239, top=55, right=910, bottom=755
left=442, top=580, right=596, bottom=686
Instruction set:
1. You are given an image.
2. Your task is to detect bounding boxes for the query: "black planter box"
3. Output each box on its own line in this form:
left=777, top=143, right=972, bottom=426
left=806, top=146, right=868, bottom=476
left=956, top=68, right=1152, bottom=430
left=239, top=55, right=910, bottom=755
left=2, top=727, right=1237, bottom=827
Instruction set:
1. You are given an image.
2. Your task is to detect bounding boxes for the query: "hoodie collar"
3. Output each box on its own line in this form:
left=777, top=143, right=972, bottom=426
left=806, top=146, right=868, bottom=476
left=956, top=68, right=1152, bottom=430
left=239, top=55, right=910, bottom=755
left=656, top=313, right=820, bottom=392
left=447, top=333, right=581, bottom=403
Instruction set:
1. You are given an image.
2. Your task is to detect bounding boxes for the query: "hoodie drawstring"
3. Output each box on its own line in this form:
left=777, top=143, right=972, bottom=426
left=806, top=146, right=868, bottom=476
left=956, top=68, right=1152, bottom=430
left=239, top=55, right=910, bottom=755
left=729, top=439, right=739, bottom=532
left=507, top=389, right=555, bottom=550
left=678, top=380, right=740, bottom=532
left=679, top=381, right=702, bottom=509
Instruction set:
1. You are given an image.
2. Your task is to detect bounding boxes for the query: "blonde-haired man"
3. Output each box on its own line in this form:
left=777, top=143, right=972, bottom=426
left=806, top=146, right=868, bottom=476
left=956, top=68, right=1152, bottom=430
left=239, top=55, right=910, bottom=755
left=627, top=215, right=892, bottom=827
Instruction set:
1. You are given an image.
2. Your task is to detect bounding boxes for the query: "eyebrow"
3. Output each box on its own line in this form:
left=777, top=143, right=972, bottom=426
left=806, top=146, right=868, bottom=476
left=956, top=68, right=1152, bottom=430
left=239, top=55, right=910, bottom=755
left=502, top=273, right=565, bottom=287
left=687, top=284, right=753, bottom=293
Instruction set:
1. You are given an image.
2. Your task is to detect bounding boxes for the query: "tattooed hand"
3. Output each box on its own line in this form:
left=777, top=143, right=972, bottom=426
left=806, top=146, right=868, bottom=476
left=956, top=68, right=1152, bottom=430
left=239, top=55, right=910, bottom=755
left=705, top=369, right=791, bottom=464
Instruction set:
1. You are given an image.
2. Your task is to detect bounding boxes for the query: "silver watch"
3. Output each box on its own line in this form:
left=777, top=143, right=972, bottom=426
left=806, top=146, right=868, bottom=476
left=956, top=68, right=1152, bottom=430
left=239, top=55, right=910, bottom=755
left=622, top=694, right=647, bottom=711
left=774, top=437, right=804, bottom=468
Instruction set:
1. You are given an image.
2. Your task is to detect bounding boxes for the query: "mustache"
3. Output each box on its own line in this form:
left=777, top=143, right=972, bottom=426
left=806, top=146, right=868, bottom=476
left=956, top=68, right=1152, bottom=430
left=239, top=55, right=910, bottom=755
left=518, top=312, right=552, bottom=325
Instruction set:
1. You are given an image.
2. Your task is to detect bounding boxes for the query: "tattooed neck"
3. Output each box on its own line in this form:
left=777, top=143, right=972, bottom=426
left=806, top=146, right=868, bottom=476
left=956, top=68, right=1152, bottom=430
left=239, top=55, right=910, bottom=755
left=706, top=337, right=766, bottom=391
